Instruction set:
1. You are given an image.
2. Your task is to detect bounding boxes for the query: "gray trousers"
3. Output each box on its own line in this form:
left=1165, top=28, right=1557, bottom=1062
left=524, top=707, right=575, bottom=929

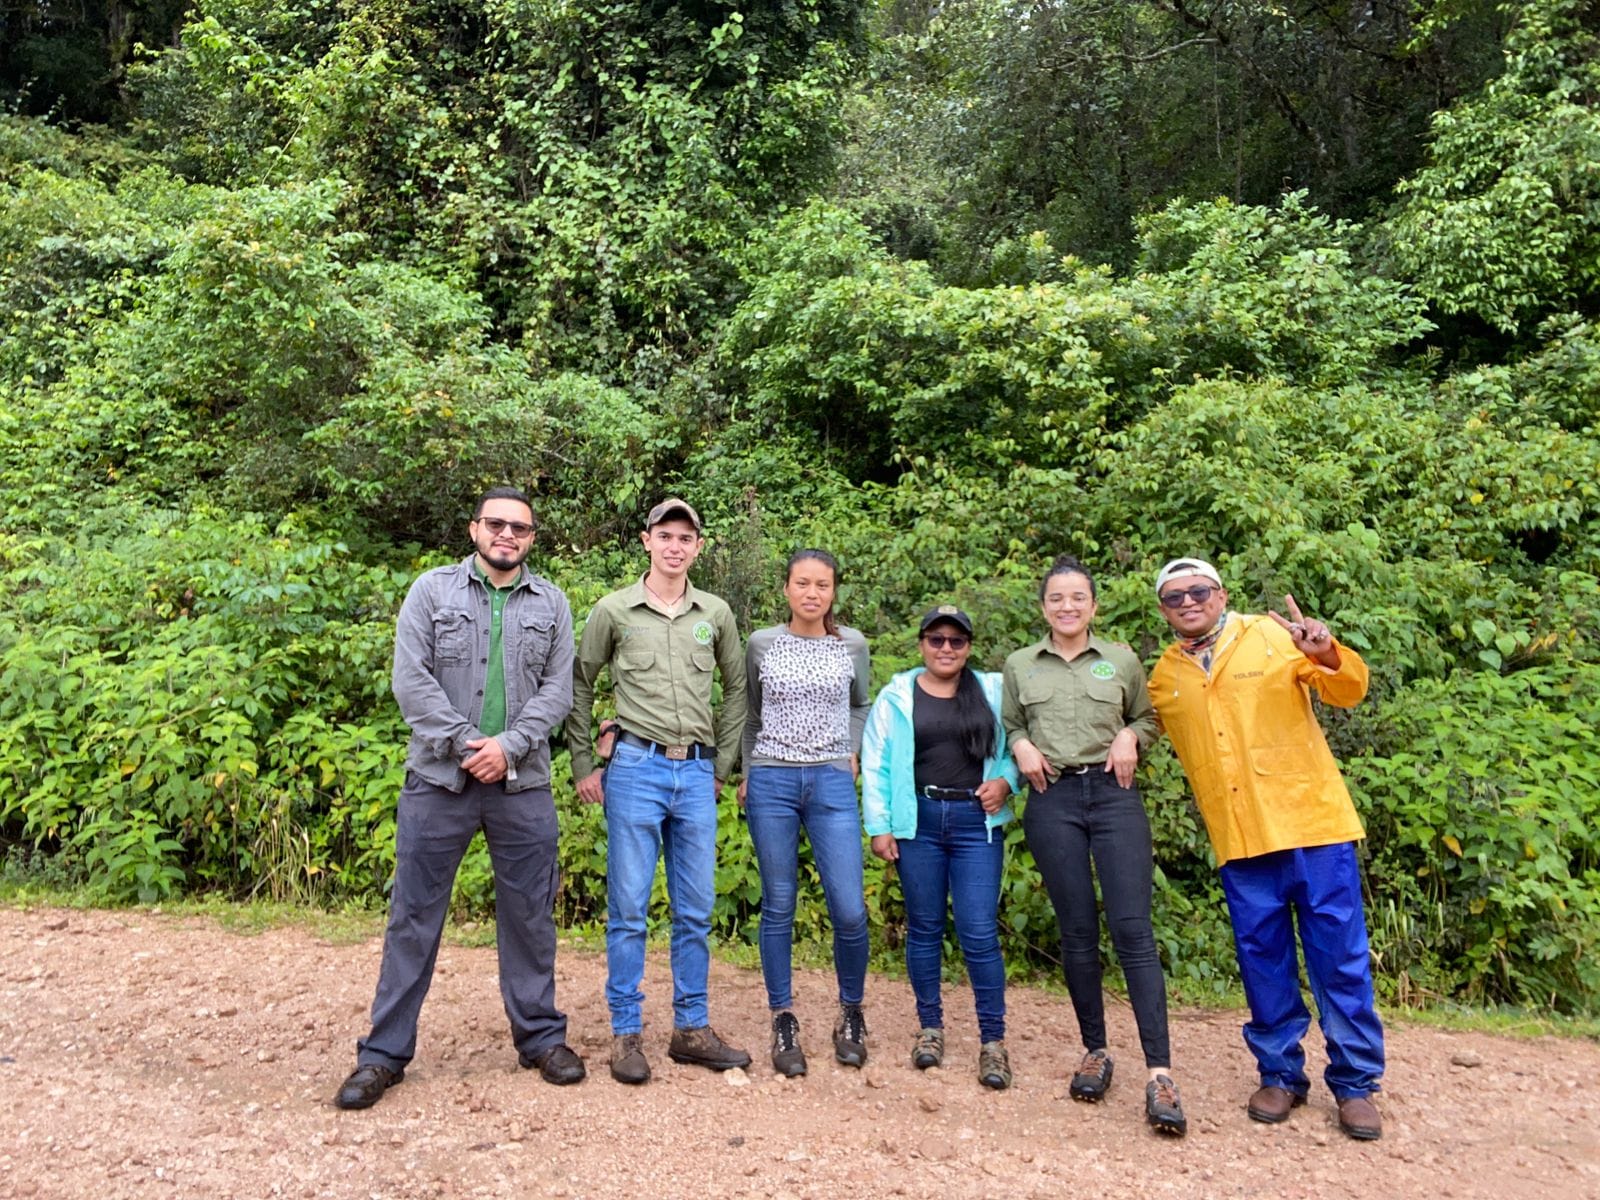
left=357, top=773, right=567, bottom=1071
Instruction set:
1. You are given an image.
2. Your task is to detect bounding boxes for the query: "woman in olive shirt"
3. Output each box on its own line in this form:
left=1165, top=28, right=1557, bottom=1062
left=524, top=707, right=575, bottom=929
left=1001, top=555, right=1186, bottom=1136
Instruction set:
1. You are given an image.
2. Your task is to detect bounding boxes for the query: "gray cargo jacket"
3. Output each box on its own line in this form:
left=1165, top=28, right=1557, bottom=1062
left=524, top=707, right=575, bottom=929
left=392, top=555, right=575, bottom=793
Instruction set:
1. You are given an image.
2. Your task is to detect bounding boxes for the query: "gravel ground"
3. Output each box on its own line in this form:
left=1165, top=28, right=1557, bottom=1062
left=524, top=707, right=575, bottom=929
left=2, top=905, right=1596, bottom=1199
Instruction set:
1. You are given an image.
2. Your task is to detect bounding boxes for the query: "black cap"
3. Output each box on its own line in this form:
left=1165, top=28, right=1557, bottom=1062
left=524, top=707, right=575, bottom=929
left=919, top=604, right=974, bottom=636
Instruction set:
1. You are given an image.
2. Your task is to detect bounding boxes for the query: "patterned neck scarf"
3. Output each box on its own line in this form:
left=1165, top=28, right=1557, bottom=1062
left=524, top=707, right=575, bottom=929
left=1179, top=611, right=1232, bottom=675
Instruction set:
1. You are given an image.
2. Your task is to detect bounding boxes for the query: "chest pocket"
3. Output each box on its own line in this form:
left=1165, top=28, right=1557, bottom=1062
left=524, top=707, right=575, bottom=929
left=432, top=608, right=474, bottom=665
left=1085, top=677, right=1124, bottom=712
left=1018, top=677, right=1055, bottom=709
left=519, top=615, right=555, bottom=669
left=691, top=650, right=716, bottom=673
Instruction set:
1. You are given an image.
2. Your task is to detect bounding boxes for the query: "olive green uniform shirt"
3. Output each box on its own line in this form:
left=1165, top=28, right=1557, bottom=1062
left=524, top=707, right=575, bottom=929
left=566, top=576, right=746, bottom=780
left=1001, top=634, right=1159, bottom=770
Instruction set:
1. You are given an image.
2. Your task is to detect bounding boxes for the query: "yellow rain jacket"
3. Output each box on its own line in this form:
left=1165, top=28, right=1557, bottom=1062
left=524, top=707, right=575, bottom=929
left=1148, top=613, right=1369, bottom=867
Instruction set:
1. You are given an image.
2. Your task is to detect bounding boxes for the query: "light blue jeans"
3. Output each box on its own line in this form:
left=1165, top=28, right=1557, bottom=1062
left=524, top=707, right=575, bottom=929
left=603, top=740, right=717, bottom=1034
left=744, top=763, right=870, bottom=1011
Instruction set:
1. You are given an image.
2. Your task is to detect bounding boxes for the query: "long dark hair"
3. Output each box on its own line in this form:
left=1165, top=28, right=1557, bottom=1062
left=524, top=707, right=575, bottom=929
left=786, top=548, right=842, bottom=639
left=922, top=620, right=995, bottom=762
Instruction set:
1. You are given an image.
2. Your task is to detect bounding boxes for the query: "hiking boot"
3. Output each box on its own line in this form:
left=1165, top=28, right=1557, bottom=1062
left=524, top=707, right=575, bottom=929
left=833, top=1004, right=868, bottom=1068
left=771, top=1011, right=807, bottom=1077
left=978, top=1041, right=1012, bottom=1090
left=1337, top=1095, right=1382, bottom=1141
left=1247, top=1084, right=1306, bottom=1123
left=1145, top=1074, right=1187, bottom=1137
left=911, top=1027, right=945, bottom=1070
left=609, top=1033, right=651, bottom=1085
left=1070, top=1048, right=1113, bottom=1102
left=518, top=1043, right=586, bottom=1086
left=667, top=1025, right=752, bottom=1071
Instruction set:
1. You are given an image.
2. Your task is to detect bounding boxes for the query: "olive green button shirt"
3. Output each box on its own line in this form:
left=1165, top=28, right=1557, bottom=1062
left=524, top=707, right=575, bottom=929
left=566, top=576, right=747, bottom=780
left=1001, top=634, right=1159, bottom=769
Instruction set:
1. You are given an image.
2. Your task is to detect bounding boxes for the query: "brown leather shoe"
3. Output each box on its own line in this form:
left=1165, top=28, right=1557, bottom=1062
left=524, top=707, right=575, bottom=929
left=1337, top=1094, right=1383, bottom=1140
left=1247, top=1085, right=1307, bottom=1123
left=667, top=1025, right=752, bottom=1071
left=610, top=1033, right=651, bottom=1085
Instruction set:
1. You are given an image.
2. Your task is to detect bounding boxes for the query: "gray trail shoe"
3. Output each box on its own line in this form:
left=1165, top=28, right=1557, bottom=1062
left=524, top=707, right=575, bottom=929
left=1070, top=1048, right=1113, bottom=1101
left=833, top=1004, right=868, bottom=1067
left=771, top=1011, right=807, bottom=1077
left=1146, top=1074, right=1188, bottom=1136
left=978, top=1041, right=1012, bottom=1090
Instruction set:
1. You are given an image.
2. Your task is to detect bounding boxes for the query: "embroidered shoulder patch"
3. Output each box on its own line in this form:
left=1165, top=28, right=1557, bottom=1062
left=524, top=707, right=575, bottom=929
left=1090, top=660, right=1117, bottom=680
left=693, top=620, right=714, bottom=645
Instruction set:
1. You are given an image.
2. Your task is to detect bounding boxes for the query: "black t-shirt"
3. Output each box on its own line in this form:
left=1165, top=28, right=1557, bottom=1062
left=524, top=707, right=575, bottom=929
left=912, top=683, right=984, bottom=792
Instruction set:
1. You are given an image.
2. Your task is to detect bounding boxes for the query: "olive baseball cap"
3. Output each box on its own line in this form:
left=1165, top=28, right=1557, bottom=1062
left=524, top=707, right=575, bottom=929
left=645, top=497, right=703, bottom=532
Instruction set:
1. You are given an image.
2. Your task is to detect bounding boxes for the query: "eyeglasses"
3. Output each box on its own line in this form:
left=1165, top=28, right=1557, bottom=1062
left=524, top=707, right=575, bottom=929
left=1159, top=585, right=1218, bottom=609
left=922, top=634, right=970, bottom=650
left=477, top=517, right=535, bottom=538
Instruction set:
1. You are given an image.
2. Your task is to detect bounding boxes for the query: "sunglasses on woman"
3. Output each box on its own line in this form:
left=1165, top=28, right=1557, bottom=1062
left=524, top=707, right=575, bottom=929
left=921, top=634, right=970, bottom=650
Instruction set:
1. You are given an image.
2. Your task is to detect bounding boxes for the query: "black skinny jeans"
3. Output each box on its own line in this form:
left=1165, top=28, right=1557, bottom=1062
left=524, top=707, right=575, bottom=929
left=1022, top=771, right=1171, bottom=1067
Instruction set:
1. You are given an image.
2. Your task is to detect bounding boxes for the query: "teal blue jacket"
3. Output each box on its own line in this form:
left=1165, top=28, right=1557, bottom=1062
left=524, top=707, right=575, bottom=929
left=860, top=668, right=1020, bottom=842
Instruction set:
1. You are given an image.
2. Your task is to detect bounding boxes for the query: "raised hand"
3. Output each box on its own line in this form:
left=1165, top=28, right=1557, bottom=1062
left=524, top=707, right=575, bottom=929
left=1268, top=593, right=1341, bottom=667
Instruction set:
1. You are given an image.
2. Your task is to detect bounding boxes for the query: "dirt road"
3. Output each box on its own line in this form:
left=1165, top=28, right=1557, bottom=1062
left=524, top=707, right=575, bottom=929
left=1, top=906, right=1595, bottom=1199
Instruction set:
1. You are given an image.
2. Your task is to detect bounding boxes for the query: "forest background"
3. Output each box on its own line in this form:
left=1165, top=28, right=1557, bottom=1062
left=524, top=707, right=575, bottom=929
left=1, top=0, right=1596, bottom=1016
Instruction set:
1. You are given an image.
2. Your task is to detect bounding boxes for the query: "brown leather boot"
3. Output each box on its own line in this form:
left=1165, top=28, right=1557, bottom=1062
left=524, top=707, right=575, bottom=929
left=667, top=1025, right=752, bottom=1071
left=1337, top=1095, right=1383, bottom=1140
left=609, top=1034, right=651, bottom=1085
left=1247, top=1085, right=1307, bottom=1123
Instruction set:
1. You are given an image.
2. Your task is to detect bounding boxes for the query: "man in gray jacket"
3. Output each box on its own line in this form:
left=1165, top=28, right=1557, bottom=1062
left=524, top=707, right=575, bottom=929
left=335, top=487, right=584, bottom=1109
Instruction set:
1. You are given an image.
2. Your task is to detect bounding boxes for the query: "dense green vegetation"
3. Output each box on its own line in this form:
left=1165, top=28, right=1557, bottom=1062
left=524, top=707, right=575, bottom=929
left=2, top=0, right=1597, bottom=1012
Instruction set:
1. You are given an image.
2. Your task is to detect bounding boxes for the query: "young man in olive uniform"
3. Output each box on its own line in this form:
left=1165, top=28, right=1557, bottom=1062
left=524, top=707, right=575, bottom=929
left=335, top=487, right=583, bottom=1110
left=567, top=499, right=749, bottom=1083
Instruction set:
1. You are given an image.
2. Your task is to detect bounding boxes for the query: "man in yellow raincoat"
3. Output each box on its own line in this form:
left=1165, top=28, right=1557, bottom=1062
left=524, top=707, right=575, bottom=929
left=1147, top=558, right=1384, bottom=1141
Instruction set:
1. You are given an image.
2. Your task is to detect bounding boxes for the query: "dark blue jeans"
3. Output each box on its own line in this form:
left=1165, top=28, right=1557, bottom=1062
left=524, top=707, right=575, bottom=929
left=896, top=794, right=1007, bottom=1043
left=358, top=774, right=566, bottom=1071
left=745, top=764, right=870, bottom=1011
left=1022, top=770, right=1172, bottom=1067
left=1220, top=842, right=1386, bottom=1099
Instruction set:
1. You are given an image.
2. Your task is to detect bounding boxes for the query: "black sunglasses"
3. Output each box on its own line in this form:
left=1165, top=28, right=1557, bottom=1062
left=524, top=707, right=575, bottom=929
left=922, top=634, right=970, bottom=650
left=1159, top=585, right=1218, bottom=609
left=477, top=517, right=535, bottom=538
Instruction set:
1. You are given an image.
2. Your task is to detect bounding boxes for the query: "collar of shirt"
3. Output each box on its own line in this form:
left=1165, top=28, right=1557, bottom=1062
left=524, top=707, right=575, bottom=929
left=1028, top=632, right=1115, bottom=664
left=620, top=573, right=702, bottom=615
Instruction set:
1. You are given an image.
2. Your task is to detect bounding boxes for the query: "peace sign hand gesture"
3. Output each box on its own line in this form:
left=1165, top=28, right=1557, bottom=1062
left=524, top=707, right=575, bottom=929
left=1268, top=593, right=1342, bottom=668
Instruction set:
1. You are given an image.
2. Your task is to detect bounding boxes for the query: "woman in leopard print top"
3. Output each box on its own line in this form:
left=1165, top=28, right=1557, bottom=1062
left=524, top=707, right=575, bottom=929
left=738, top=549, right=873, bottom=1078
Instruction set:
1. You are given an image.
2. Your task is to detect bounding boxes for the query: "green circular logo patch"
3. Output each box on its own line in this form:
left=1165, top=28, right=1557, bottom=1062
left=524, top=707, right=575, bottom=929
left=1090, top=661, right=1117, bottom=680
left=693, top=621, right=714, bottom=645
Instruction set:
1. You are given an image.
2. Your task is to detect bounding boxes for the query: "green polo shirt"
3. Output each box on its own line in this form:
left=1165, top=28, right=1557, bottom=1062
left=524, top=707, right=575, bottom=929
left=1001, top=634, right=1158, bottom=770
left=565, top=576, right=747, bottom=779
left=473, top=563, right=517, bottom=738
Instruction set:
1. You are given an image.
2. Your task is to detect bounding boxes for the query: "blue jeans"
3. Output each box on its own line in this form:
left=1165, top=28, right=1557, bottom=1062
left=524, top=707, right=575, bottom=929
left=896, top=794, right=1007, bottom=1042
left=744, top=764, right=870, bottom=1011
left=1220, top=842, right=1386, bottom=1099
left=603, top=740, right=717, bottom=1034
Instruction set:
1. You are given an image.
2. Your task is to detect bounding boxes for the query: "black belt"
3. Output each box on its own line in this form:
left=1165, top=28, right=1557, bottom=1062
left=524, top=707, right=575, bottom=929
left=616, top=730, right=717, bottom=761
left=921, top=786, right=980, bottom=801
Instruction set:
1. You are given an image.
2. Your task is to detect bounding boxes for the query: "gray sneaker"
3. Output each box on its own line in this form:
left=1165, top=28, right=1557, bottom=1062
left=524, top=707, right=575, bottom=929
left=833, top=1004, right=868, bottom=1067
left=911, top=1027, right=944, bottom=1070
left=610, top=1033, right=650, bottom=1085
left=978, top=1041, right=1012, bottom=1090
left=771, top=1011, right=807, bottom=1077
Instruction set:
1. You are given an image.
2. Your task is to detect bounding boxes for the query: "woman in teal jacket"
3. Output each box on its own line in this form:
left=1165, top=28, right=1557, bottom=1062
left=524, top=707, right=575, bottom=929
left=861, top=604, right=1019, bottom=1088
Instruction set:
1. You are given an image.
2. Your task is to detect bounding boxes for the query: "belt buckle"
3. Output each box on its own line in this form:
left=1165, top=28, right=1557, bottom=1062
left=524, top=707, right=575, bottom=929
left=664, top=744, right=690, bottom=761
